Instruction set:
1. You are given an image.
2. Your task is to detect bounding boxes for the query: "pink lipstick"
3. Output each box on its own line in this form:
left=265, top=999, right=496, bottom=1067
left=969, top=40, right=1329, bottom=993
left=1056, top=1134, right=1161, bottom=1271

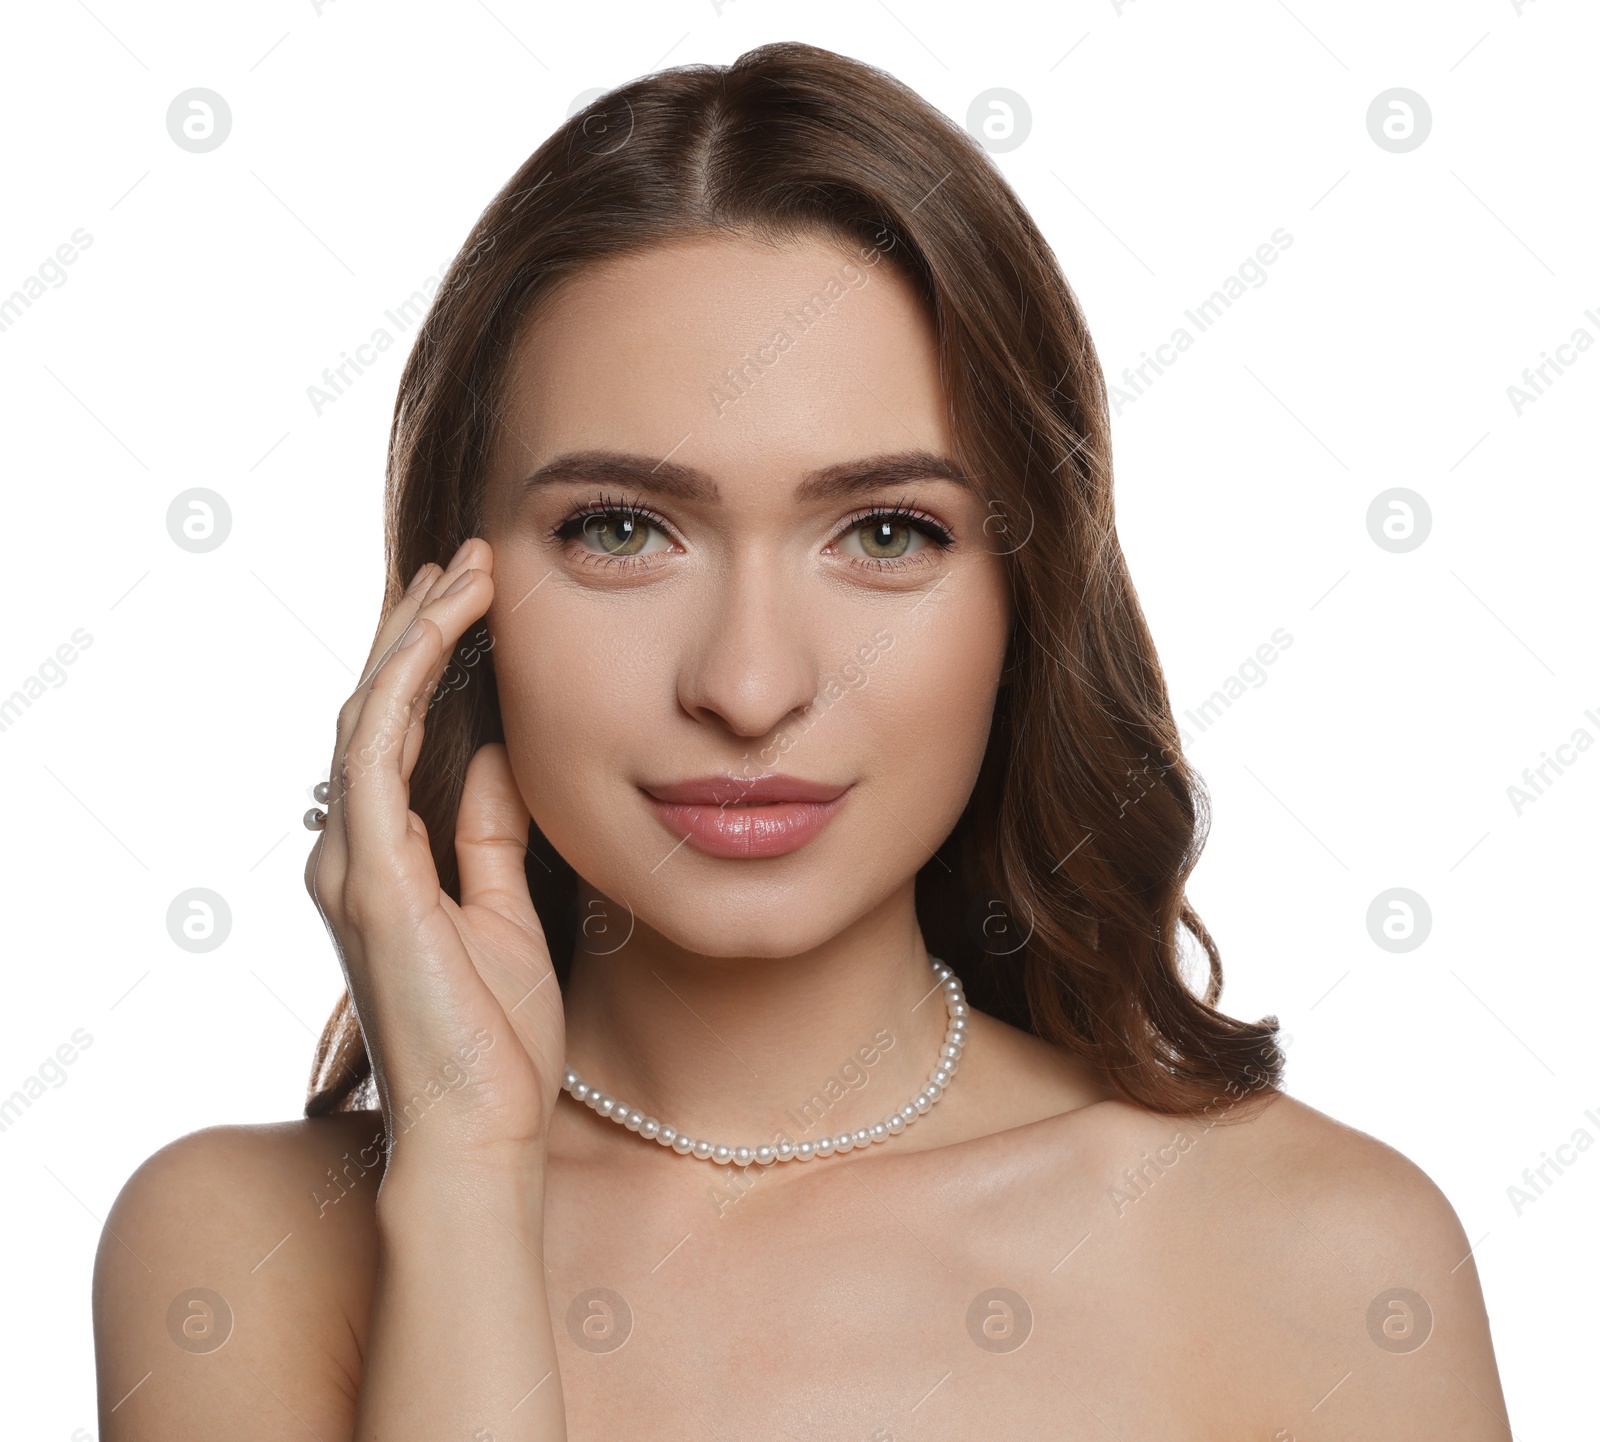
left=641, top=773, right=851, bottom=859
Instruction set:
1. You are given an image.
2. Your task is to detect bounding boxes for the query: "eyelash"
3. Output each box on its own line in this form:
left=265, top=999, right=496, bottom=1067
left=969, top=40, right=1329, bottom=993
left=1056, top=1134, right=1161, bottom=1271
left=841, top=499, right=956, bottom=569
left=549, top=491, right=673, bottom=569
left=549, top=490, right=956, bottom=571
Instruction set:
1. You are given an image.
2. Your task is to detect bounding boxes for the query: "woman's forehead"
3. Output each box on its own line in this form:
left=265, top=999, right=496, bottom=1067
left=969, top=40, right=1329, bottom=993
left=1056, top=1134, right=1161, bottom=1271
left=490, top=234, right=951, bottom=502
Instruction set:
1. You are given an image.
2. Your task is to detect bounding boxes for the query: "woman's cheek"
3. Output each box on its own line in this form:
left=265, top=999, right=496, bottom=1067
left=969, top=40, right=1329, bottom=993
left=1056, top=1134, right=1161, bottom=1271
left=497, top=605, right=667, bottom=800
left=491, top=624, right=590, bottom=809
left=874, top=609, right=1005, bottom=816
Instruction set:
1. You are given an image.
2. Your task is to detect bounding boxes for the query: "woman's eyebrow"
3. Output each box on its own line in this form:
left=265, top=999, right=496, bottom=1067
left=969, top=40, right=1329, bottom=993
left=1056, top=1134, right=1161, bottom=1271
left=797, top=452, right=975, bottom=502
left=518, top=449, right=975, bottom=502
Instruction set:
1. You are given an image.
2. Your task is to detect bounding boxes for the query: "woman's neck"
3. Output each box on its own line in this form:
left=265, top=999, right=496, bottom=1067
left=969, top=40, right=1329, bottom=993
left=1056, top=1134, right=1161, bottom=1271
left=556, top=879, right=952, bottom=1155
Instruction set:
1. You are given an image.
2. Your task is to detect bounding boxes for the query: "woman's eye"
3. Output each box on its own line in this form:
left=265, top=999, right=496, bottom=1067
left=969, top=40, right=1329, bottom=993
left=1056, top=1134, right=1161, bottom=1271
left=573, top=511, right=670, bottom=558
left=841, top=517, right=932, bottom=562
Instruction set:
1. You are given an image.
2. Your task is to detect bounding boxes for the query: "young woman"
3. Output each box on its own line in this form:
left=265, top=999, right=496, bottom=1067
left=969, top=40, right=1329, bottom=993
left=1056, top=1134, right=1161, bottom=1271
left=93, top=41, right=1509, bottom=1441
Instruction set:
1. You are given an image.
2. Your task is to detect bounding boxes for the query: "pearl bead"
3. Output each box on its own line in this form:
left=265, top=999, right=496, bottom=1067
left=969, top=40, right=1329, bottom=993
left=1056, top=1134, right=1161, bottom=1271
left=672, top=1135, right=694, bottom=1154
left=796, top=1141, right=815, bottom=1160
left=756, top=1146, right=777, bottom=1165
left=640, top=1119, right=661, bottom=1139
left=816, top=1137, right=835, bottom=1157
left=691, top=1140, right=714, bottom=1160
left=886, top=1114, right=905, bottom=1133
left=734, top=1147, right=754, bottom=1167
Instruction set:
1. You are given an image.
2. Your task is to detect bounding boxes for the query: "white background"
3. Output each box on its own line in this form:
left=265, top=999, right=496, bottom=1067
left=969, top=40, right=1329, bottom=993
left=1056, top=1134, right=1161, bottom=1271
left=1, top=0, right=1593, bottom=1436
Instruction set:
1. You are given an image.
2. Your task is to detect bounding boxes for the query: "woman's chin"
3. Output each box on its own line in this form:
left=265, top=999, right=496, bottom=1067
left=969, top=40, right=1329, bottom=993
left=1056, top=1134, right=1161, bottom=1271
left=582, top=878, right=872, bottom=962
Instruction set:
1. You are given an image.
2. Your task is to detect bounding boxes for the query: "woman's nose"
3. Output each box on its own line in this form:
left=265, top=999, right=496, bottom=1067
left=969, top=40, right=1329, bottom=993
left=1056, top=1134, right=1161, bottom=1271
left=673, top=564, right=822, bottom=740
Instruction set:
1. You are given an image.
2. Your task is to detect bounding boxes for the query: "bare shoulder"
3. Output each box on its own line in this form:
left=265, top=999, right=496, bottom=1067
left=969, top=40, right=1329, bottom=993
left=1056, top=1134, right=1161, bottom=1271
left=1062, top=1089, right=1513, bottom=1439
left=93, top=1110, right=386, bottom=1441
left=1192, top=1089, right=1484, bottom=1285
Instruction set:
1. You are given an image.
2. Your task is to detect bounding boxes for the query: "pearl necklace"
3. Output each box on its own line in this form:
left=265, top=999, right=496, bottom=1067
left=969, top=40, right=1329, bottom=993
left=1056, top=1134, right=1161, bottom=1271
left=561, top=954, right=969, bottom=1166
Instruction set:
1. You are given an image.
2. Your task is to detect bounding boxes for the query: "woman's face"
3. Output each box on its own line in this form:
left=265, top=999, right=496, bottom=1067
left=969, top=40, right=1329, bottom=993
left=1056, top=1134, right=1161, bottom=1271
left=481, top=231, right=1011, bottom=958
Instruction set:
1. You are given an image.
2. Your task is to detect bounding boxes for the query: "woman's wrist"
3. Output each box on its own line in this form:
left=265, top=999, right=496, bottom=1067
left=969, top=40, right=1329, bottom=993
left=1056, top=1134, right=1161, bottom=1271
left=375, top=1135, right=549, bottom=1235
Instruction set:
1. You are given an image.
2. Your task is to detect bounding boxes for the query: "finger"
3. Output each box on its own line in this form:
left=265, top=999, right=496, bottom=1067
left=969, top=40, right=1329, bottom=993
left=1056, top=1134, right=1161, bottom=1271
left=382, top=539, right=495, bottom=773
left=333, top=613, right=445, bottom=925
left=410, top=536, right=490, bottom=617
left=343, top=538, right=484, bottom=778
left=313, top=559, right=440, bottom=901
left=455, top=742, right=535, bottom=918
left=398, top=598, right=492, bottom=787
left=313, top=541, right=485, bottom=903
left=358, top=559, right=441, bottom=687
left=393, top=563, right=495, bottom=786
left=341, top=563, right=497, bottom=882
left=366, top=537, right=489, bottom=707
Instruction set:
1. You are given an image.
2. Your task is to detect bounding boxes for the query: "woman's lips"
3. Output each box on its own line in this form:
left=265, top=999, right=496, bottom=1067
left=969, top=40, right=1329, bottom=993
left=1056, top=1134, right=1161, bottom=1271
left=641, top=775, right=851, bottom=859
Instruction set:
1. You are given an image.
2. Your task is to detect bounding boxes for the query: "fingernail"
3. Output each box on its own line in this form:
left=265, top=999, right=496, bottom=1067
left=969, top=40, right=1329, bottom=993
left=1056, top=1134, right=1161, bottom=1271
left=446, top=539, right=472, bottom=571
left=443, top=569, right=475, bottom=597
left=405, top=564, right=432, bottom=595
left=399, top=619, right=427, bottom=648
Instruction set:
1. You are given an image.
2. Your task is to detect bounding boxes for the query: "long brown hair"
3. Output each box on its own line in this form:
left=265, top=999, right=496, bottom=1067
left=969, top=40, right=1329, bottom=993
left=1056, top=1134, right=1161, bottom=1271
left=306, top=40, right=1283, bottom=1122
